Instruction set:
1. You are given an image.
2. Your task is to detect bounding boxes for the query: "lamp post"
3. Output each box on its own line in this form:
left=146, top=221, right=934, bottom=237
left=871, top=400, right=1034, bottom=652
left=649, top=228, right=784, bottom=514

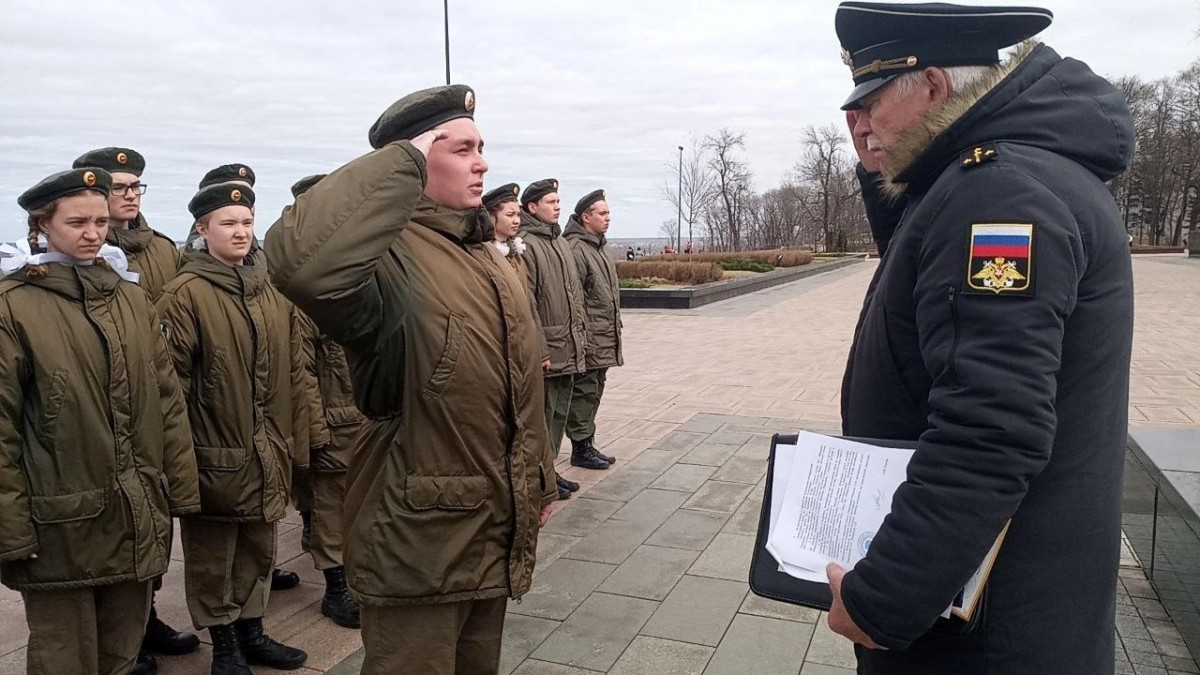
left=676, top=145, right=684, bottom=253
left=443, top=0, right=451, bottom=85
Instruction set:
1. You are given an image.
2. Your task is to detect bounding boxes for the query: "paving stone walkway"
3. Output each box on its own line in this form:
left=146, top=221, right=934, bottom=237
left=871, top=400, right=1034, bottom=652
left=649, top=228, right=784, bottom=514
left=1, top=255, right=1198, bottom=674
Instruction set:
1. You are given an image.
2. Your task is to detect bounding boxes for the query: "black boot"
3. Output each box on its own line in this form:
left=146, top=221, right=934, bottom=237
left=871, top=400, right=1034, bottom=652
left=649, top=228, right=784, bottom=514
left=131, top=650, right=157, bottom=675
left=589, top=437, right=616, bottom=465
left=271, top=568, right=300, bottom=591
left=321, top=566, right=362, bottom=629
left=300, top=510, right=312, bottom=553
left=556, top=475, right=580, bottom=492
left=143, top=603, right=201, bottom=655
left=208, top=624, right=251, bottom=675
left=557, top=482, right=572, bottom=500
left=570, top=437, right=611, bottom=470
left=236, top=617, right=308, bottom=670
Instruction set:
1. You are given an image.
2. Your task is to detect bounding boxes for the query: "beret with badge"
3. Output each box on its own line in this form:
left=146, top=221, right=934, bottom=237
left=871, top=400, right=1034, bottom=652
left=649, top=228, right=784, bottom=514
left=189, top=183, right=256, bottom=219
left=19, top=168, right=112, bottom=211
left=291, top=174, right=327, bottom=198
left=574, top=189, right=607, bottom=217
left=369, top=84, right=476, bottom=149
left=199, top=164, right=256, bottom=189
left=835, top=2, right=1053, bottom=110
left=483, top=183, right=521, bottom=211
left=521, top=178, right=559, bottom=207
left=73, top=147, right=145, bottom=177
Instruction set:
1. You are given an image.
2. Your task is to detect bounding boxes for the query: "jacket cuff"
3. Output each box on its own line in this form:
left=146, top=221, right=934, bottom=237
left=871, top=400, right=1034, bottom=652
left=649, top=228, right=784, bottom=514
left=392, top=141, right=429, bottom=186
left=0, top=541, right=38, bottom=563
left=841, top=569, right=914, bottom=651
left=169, top=503, right=203, bottom=517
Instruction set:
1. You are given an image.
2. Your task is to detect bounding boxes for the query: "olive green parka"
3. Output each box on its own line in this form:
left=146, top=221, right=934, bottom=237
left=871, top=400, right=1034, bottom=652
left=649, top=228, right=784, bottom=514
left=265, top=141, right=557, bottom=607
left=155, top=253, right=307, bottom=523
left=564, top=216, right=623, bottom=370
left=0, top=261, right=199, bottom=591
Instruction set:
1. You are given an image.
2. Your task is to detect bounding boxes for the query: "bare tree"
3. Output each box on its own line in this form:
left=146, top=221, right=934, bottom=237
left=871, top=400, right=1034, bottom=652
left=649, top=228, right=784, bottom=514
left=702, top=128, right=754, bottom=251
left=661, top=136, right=716, bottom=251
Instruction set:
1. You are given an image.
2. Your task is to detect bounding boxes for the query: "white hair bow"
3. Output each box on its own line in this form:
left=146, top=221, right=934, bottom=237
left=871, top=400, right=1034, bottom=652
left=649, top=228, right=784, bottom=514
left=0, top=240, right=140, bottom=284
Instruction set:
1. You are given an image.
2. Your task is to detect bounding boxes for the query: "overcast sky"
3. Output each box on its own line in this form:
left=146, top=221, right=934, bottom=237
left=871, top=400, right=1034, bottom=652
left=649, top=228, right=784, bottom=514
left=1, top=0, right=1197, bottom=242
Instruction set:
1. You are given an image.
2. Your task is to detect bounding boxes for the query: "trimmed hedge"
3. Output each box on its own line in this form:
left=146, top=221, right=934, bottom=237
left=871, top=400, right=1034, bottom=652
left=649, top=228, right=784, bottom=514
left=721, top=259, right=774, bottom=273
left=615, top=260, right=724, bottom=285
left=641, top=249, right=814, bottom=267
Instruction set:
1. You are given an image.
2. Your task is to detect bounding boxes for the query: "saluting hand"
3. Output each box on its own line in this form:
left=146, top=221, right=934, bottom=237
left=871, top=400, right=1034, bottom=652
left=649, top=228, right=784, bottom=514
left=826, top=562, right=881, bottom=650
left=411, top=128, right=450, bottom=160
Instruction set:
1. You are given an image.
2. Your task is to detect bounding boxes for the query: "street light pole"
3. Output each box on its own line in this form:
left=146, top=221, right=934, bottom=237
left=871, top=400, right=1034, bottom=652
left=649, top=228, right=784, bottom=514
left=676, top=145, right=684, bottom=253
left=443, top=0, right=451, bottom=85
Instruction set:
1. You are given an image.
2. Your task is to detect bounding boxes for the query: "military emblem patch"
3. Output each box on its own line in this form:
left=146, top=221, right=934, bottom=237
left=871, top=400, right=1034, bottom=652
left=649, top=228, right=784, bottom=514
left=966, top=223, right=1033, bottom=295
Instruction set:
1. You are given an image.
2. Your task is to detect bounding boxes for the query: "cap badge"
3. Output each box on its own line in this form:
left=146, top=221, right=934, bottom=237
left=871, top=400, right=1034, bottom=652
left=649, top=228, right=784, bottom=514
left=511, top=185, right=519, bottom=195
left=116, top=152, right=128, bottom=165
left=552, top=181, right=558, bottom=189
left=230, top=189, right=242, bottom=203
left=83, top=171, right=97, bottom=187
left=464, top=90, right=476, bottom=112
left=237, top=167, right=248, bottom=177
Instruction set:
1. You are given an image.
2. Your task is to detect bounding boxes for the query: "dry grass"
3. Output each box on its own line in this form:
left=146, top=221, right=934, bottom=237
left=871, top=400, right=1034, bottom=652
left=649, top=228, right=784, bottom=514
left=615, top=260, right=724, bottom=285
left=641, top=249, right=814, bottom=267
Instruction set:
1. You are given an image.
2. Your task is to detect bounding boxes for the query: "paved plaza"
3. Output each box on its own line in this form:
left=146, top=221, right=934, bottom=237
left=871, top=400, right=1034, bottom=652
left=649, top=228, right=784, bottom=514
left=2, top=256, right=1198, bottom=674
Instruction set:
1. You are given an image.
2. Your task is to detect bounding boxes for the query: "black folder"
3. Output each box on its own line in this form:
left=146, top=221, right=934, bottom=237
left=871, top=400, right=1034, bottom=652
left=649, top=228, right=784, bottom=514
left=748, top=433, right=986, bottom=635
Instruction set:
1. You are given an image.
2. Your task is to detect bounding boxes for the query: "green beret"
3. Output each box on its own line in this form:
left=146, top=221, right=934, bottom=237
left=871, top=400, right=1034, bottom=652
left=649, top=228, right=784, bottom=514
left=73, top=147, right=145, bottom=177
left=483, top=183, right=520, bottom=211
left=291, top=174, right=327, bottom=198
left=369, top=84, right=476, bottom=149
left=199, top=164, right=256, bottom=189
left=575, top=189, right=607, bottom=217
left=521, top=178, right=559, bottom=206
left=189, top=183, right=256, bottom=219
left=19, top=168, right=112, bottom=211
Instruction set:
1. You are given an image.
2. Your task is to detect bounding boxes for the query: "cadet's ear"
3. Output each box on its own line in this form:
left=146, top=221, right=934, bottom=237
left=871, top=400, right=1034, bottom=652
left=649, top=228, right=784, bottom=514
left=926, top=67, right=952, bottom=106
left=194, top=218, right=208, bottom=237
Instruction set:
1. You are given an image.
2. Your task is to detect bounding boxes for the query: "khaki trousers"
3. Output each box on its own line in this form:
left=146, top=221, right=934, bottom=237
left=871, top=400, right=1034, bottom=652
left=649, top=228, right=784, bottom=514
left=309, top=468, right=348, bottom=570
left=566, top=367, right=608, bottom=441
left=544, top=373, right=575, bottom=457
left=360, top=597, right=507, bottom=675
left=180, top=519, right=275, bottom=629
left=22, top=580, right=152, bottom=675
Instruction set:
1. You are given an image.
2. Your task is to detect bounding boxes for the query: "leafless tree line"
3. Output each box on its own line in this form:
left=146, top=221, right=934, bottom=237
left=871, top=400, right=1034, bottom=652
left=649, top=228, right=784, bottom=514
left=1110, top=58, right=1200, bottom=247
left=660, top=127, right=870, bottom=253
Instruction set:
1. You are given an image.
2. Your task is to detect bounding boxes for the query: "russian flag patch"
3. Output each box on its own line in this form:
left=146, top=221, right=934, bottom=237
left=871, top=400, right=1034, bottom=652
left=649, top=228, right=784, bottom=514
left=966, top=223, right=1033, bottom=295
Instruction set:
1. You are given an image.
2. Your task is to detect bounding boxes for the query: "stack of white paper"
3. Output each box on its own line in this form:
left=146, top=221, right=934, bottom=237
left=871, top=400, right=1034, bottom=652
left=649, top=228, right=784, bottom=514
left=765, top=431, right=1006, bottom=621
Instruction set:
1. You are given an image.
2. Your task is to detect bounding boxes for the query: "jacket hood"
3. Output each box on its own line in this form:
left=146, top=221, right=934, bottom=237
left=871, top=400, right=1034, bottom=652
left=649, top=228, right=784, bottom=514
left=886, top=42, right=1134, bottom=197
left=178, top=251, right=267, bottom=297
left=564, top=214, right=605, bottom=247
left=106, top=213, right=153, bottom=253
left=11, top=261, right=123, bottom=302
left=519, top=210, right=561, bottom=239
left=412, top=197, right=495, bottom=246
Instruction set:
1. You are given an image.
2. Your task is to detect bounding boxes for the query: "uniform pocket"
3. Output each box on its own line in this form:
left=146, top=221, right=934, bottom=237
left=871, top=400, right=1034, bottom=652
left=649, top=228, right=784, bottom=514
left=403, top=475, right=490, bottom=511
left=325, top=405, right=365, bottom=428
left=194, top=445, right=249, bottom=471
left=423, top=313, right=465, bottom=398
left=39, top=368, right=70, bottom=440
left=30, top=488, right=107, bottom=524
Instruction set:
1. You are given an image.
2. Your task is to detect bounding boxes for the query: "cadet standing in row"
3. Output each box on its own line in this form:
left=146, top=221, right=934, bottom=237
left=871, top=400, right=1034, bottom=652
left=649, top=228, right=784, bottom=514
left=72, top=146, right=198, bottom=674
left=564, top=190, right=623, bottom=462
left=519, top=179, right=609, bottom=484
left=267, top=84, right=557, bottom=675
left=288, top=173, right=364, bottom=630
left=0, top=168, right=200, bottom=675
left=156, top=184, right=309, bottom=674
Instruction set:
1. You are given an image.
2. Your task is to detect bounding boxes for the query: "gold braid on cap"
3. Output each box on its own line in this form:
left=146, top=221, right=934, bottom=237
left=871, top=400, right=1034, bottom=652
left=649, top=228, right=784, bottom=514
left=852, top=55, right=919, bottom=79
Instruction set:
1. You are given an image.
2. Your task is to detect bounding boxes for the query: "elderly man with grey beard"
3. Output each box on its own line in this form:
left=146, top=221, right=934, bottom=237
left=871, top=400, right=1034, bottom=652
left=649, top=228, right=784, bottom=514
left=826, top=3, right=1136, bottom=674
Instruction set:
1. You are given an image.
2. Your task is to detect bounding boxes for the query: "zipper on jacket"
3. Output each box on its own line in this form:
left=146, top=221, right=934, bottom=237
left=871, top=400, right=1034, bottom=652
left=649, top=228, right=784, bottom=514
left=946, top=286, right=962, bottom=386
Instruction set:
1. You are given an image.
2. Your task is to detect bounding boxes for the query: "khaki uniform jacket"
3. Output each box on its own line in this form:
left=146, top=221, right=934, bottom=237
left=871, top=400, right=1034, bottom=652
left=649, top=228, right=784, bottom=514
left=564, top=216, right=623, bottom=370
left=0, top=262, right=199, bottom=591
left=155, top=253, right=306, bottom=523
left=265, top=141, right=557, bottom=607
left=106, top=214, right=181, bottom=301
left=518, top=214, right=587, bottom=375
left=295, top=312, right=364, bottom=473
